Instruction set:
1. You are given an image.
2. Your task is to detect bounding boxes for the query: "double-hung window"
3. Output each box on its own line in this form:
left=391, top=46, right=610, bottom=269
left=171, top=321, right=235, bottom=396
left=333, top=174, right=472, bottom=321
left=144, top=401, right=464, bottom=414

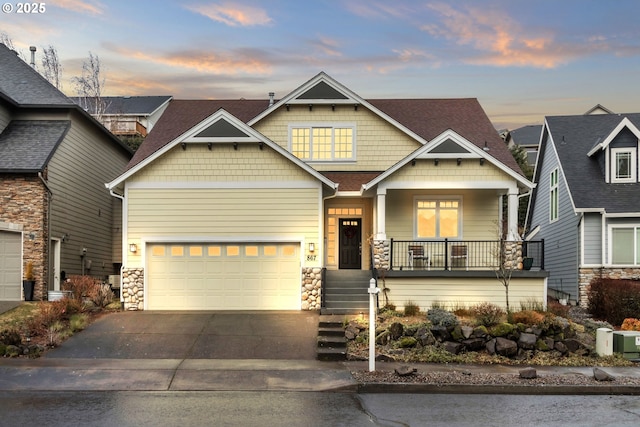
left=611, top=147, right=637, bottom=183
left=611, top=226, right=640, bottom=265
left=549, top=168, right=559, bottom=222
left=415, top=198, right=461, bottom=239
left=290, top=125, right=354, bottom=161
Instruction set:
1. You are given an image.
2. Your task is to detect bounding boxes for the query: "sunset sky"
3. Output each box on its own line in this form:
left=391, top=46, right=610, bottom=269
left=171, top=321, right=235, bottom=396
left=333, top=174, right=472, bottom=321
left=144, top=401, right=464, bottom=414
left=2, top=0, right=640, bottom=129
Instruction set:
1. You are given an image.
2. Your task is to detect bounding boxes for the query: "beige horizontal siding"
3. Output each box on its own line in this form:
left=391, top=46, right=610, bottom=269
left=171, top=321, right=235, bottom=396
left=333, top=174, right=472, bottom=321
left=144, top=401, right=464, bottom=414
left=128, top=143, right=318, bottom=183
left=252, top=104, right=421, bottom=172
left=126, top=187, right=321, bottom=265
left=384, top=276, right=547, bottom=311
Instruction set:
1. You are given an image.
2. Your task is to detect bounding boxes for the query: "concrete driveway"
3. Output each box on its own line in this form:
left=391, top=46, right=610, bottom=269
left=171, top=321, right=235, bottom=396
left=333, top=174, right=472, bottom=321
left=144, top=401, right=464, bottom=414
left=44, top=311, right=320, bottom=360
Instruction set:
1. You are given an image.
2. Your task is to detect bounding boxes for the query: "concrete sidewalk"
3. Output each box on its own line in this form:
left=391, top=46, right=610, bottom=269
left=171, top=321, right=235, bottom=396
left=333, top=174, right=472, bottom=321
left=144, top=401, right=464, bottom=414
left=0, top=357, right=639, bottom=394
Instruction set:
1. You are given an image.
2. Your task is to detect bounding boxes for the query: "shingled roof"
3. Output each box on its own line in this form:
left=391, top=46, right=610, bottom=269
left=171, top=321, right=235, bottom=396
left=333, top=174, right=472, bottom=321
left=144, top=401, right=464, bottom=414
left=0, top=120, right=70, bottom=172
left=545, top=113, right=640, bottom=213
left=72, top=96, right=172, bottom=115
left=0, top=44, right=75, bottom=107
left=129, top=96, right=521, bottom=175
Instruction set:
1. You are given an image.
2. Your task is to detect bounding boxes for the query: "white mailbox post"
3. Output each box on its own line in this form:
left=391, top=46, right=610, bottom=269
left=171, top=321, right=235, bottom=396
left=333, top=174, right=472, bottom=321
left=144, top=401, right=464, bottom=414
left=368, top=277, right=380, bottom=372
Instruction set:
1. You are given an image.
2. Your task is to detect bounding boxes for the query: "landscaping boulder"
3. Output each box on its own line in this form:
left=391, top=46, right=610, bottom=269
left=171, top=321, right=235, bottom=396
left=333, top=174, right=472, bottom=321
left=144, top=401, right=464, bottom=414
left=593, top=367, right=615, bottom=382
left=495, top=337, right=518, bottom=357
left=395, top=365, right=417, bottom=376
left=444, top=341, right=464, bottom=355
left=518, top=332, right=537, bottom=350
left=389, top=322, right=404, bottom=340
left=462, top=338, right=486, bottom=351
left=519, top=367, right=537, bottom=379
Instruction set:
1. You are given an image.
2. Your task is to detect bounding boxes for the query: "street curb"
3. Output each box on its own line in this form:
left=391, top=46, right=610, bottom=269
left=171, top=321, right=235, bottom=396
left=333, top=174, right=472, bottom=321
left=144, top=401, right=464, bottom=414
left=355, top=383, right=640, bottom=395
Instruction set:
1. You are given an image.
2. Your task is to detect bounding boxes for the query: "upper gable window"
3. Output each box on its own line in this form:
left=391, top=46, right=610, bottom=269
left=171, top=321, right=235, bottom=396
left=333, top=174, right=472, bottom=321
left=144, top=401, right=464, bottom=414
left=290, top=125, right=355, bottom=161
left=549, top=168, right=559, bottom=223
left=611, top=147, right=637, bottom=183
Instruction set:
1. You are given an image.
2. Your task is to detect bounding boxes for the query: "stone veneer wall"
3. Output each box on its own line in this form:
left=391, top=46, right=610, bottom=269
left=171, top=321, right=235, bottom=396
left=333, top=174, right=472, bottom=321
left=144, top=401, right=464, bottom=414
left=0, top=175, right=49, bottom=300
left=372, top=240, right=390, bottom=270
left=579, top=267, right=640, bottom=308
left=301, top=267, right=322, bottom=310
left=122, top=267, right=144, bottom=310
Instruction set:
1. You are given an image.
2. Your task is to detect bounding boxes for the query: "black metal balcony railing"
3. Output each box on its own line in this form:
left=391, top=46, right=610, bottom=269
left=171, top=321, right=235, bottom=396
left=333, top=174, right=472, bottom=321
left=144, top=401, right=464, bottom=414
left=388, top=238, right=544, bottom=271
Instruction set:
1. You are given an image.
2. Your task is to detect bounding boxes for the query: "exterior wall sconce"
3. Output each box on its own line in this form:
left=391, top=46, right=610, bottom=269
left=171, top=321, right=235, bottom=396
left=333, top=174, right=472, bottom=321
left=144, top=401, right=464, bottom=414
left=181, top=142, right=186, bottom=150
left=233, top=142, right=238, bottom=150
left=258, top=141, right=264, bottom=150
left=434, top=159, right=439, bottom=166
left=129, top=243, right=137, bottom=253
left=308, top=243, right=315, bottom=252
left=411, top=159, right=416, bottom=166
left=479, top=158, right=485, bottom=165
left=457, top=158, right=462, bottom=166
left=331, top=104, right=336, bottom=111
left=208, top=143, right=213, bottom=150
left=308, top=104, right=313, bottom=111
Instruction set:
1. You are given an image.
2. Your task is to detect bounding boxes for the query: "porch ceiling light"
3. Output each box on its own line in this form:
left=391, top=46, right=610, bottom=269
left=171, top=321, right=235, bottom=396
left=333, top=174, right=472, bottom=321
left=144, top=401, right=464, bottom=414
left=129, top=243, right=137, bottom=253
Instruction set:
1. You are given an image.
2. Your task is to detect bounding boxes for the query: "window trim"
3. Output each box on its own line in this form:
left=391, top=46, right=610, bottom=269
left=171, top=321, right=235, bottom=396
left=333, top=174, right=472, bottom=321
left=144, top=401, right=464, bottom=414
left=610, top=147, right=637, bottom=183
left=288, top=123, right=356, bottom=162
left=549, top=168, right=559, bottom=223
left=413, top=196, right=463, bottom=240
left=608, top=224, right=640, bottom=266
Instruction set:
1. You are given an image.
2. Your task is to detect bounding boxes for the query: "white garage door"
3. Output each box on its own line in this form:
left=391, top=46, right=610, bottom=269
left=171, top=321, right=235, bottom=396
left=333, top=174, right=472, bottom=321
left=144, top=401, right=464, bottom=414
left=0, top=230, right=22, bottom=300
left=147, top=242, right=301, bottom=310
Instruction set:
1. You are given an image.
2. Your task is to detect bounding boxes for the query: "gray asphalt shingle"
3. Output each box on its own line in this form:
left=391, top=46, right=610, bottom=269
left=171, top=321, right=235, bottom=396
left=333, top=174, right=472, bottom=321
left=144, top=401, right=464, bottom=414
left=547, top=113, right=640, bottom=213
left=0, top=120, right=70, bottom=172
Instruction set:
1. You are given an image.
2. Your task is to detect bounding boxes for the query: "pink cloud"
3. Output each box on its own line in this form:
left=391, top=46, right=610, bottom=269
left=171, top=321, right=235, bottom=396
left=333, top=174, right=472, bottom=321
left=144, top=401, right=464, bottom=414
left=185, top=2, right=272, bottom=26
left=55, top=0, right=105, bottom=16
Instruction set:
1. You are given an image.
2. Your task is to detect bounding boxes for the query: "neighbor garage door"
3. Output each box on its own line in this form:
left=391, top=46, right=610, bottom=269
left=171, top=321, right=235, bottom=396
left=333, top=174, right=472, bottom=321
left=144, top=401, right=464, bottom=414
left=146, top=242, right=301, bottom=310
left=0, top=230, right=21, bottom=300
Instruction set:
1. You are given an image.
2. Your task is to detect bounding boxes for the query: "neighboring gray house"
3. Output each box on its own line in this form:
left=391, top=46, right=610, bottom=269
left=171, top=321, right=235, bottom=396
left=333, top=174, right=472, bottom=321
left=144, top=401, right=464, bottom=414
left=74, top=96, right=172, bottom=136
left=0, top=43, right=132, bottom=301
left=526, top=113, right=640, bottom=306
left=504, top=125, right=542, bottom=167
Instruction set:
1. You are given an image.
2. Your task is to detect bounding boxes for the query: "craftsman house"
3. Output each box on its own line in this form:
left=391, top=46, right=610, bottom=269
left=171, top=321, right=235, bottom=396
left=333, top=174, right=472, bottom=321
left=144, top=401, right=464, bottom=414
left=526, top=112, right=640, bottom=306
left=107, top=72, right=546, bottom=312
left=0, top=43, right=132, bottom=301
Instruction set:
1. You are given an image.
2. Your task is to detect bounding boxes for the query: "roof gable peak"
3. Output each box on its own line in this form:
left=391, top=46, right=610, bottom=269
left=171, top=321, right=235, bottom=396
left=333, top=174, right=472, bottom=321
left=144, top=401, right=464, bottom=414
left=587, top=116, right=640, bottom=157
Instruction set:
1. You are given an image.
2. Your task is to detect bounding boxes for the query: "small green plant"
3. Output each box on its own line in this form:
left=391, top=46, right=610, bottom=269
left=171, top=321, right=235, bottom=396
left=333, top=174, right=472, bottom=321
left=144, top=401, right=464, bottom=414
left=472, top=302, right=505, bottom=327
left=69, top=313, right=89, bottom=332
left=403, top=300, right=420, bottom=316
left=47, top=320, right=65, bottom=346
left=519, top=298, right=545, bottom=312
left=430, top=300, right=447, bottom=310
left=426, top=308, right=459, bottom=328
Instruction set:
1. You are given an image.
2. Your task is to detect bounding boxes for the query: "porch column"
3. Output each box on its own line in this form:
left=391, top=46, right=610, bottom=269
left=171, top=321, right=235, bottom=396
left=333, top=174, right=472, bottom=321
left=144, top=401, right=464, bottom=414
left=375, top=188, right=386, bottom=240
left=507, top=191, right=519, bottom=240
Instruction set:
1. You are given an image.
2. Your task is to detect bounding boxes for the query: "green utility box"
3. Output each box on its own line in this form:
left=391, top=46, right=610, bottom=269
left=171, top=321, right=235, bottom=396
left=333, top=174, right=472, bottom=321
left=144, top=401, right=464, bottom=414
left=613, top=331, right=640, bottom=360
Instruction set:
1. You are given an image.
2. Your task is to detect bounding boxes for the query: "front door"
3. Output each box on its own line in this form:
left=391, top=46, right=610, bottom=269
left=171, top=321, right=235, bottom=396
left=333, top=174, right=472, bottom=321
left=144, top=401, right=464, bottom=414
left=339, top=218, right=361, bottom=269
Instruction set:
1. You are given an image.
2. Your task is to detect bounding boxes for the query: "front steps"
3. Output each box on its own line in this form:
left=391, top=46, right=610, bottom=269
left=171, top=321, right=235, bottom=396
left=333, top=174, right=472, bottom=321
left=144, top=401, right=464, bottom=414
left=316, top=315, right=347, bottom=361
left=322, top=269, right=373, bottom=315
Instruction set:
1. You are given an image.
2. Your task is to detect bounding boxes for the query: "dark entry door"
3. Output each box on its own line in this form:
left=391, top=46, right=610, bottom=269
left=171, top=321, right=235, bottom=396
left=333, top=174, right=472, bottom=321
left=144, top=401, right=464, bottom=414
left=339, top=218, right=361, bottom=269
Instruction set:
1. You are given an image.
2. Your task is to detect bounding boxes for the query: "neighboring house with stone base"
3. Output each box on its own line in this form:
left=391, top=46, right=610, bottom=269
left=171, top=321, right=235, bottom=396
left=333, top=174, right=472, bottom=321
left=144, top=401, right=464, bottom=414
left=0, top=43, right=132, bottom=301
left=107, top=72, right=547, bottom=313
left=526, top=112, right=640, bottom=306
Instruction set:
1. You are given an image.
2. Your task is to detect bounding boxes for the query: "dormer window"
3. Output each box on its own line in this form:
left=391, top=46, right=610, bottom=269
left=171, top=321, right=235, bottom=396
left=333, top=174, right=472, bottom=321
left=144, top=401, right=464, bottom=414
left=290, top=124, right=355, bottom=161
left=611, top=147, right=636, bottom=183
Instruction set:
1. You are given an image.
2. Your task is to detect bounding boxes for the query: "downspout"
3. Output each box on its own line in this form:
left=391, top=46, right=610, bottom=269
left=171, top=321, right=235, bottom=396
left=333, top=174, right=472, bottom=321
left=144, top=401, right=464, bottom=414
left=38, top=172, right=53, bottom=301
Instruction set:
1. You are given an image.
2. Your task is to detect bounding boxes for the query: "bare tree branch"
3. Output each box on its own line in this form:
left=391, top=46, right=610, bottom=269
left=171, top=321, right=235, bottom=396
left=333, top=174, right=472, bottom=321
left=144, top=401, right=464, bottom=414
left=41, top=45, right=63, bottom=89
left=72, top=51, right=108, bottom=120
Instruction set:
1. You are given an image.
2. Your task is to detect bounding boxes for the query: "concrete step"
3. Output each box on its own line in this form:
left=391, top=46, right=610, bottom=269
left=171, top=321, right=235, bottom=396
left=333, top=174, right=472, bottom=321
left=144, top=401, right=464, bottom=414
left=316, top=347, right=347, bottom=362
left=317, top=336, right=346, bottom=348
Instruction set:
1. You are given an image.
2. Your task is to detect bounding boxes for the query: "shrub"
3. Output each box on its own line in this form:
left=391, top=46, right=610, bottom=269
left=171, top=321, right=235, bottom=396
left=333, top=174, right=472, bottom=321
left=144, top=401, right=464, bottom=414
left=509, top=310, right=545, bottom=326
left=27, top=300, right=68, bottom=336
left=472, top=302, right=505, bottom=326
left=90, top=283, right=114, bottom=308
left=587, top=278, right=640, bottom=326
left=519, top=298, right=545, bottom=312
left=547, top=300, right=570, bottom=318
left=0, top=328, right=22, bottom=346
left=426, top=308, right=459, bottom=328
left=403, top=300, right=420, bottom=316
left=621, top=318, right=640, bottom=331
left=69, top=313, right=89, bottom=332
